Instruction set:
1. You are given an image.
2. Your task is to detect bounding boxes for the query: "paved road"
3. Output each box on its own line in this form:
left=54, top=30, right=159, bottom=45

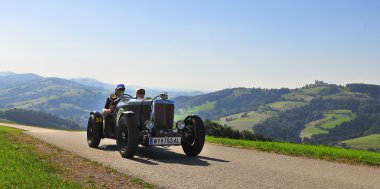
left=3, top=123, right=380, bottom=189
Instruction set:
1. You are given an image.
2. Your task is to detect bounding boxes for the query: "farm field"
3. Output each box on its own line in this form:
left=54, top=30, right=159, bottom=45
left=343, top=134, right=380, bottom=151
left=268, top=101, right=309, bottom=111
left=282, top=93, right=314, bottom=102
left=217, top=111, right=277, bottom=131
left=300, top=110, right=356, bottom=139
left=175, top=101, right=216, bottom=121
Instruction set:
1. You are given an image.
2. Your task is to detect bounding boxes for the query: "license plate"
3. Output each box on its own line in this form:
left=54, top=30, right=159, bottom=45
left=149, top=137, right=181, bottom=146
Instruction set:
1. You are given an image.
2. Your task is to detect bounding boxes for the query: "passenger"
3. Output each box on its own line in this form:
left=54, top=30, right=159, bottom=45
left=103, top=84, right=125, bottom=114
left=136, top=88, right=145, bottom=100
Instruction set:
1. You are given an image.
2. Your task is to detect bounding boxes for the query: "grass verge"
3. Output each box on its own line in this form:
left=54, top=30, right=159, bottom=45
left=206, top=136, right=380, bottom=166
left=0, top=126, right=82, bottom=188
left=0, top=125, right=154, bottom=189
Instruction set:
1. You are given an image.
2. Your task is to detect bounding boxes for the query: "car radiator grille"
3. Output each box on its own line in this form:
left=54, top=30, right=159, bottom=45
left=154, top=102, right=174, bottom=130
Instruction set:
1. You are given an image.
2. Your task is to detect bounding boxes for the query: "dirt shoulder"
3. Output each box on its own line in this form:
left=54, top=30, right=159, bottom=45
left=9, top=132, right=154, bottom=189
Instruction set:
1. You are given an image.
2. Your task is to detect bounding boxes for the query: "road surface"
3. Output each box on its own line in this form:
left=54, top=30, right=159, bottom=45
left=2, top=123, right=380, bottom=189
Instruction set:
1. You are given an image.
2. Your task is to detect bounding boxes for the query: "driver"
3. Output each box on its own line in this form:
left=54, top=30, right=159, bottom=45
left=103, top=84, right=125, bottom=114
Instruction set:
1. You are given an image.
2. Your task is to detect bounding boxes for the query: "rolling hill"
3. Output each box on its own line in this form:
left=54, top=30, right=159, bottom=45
left=0, top=75, right=106, bottom=127
left=0, top=109, right=82, bottom=130
left=343, top=134, right=380, bottom=152
left=1, top=72, right=379, bottom=149
left=0, top=72, right=205, bottom=128
left=174, top=87, right=290, bottom=120
left=174, top=82, right=380, bottom=149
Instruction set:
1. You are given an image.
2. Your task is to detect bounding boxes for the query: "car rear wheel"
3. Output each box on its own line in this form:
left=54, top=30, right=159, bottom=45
left=116, top=115, right=139, bottom=158
left=182, top=116, right=205, bottom=156
left=87, top=114, right=102, bottom=148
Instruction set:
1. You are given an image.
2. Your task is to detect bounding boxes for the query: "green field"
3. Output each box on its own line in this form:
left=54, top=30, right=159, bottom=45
left=300, top=121, right=328, bottom=139
left=217, top=101, right=308, bottom=131
left=301, top=86, right=330, bottom=95
left=282, top=86, right=369, bottom=102
left=325, top=87, right=370, bottom=101
left=343, top=134, right=380, bottom=151
left=300, top=110, right=356, bottom=139
left=0, top=126, right=82, bottom=188
left=175, top=101, right=216, bottom=121
left=206, top=136, right=380, bottom=166
left=218, top=111, right=277, bottom=131
left=282, top=93, right=314, bottom=102
left=268, top=101, right=309, bottom=111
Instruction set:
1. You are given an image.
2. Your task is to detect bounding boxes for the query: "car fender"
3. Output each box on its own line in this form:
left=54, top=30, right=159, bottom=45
left=184, top=114, right=202, bottom=121
left=90, top=111, right=103, bottom=138
left=90, top=111, right=102, bottom=118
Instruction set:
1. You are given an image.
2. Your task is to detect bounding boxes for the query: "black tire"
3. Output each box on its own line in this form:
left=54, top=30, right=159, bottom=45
left=87, top=114, right=102, bottom=148
left=182, top=116, right=205, bottom=156
left=116, top=115, right=139, bottom=158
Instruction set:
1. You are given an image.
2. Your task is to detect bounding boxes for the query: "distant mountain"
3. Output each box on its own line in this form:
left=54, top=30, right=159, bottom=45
left=70, top=78, right=114, bottom=90
left=0, top=74, right=107, bottom=127
left=70, top=77, right=205, bottom=97
left=0, top=73, right=43, bottom=87
left=0, top=72, right=204, bottom=128
left=0, top=72, right=17, bottom=76
left=0, top=109, right=82, bottom=130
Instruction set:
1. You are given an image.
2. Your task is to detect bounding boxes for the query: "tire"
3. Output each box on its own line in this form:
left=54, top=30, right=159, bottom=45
left=87, top=114, right=102, bottom=148
left=116, top=115, right=139, bottom=158
left=182, top=116, right=205, bottom=156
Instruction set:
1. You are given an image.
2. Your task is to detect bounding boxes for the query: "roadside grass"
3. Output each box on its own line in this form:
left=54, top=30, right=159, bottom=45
left=206, top=136, right=380, bottom=166
left=343, top=134, right=380, bottom=150
left=1, top=125, right=155, bottom=188
left=0, top=126, right=82, bottom=188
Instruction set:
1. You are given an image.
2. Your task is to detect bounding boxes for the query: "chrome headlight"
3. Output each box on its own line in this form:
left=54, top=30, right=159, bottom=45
left=176, top=121, right=186, bottom=130
left=145, top=120, right=155, bottom=130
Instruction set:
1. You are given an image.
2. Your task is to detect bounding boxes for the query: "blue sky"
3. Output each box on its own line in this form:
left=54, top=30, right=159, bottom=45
left=0, top=0, right=379, bottom=90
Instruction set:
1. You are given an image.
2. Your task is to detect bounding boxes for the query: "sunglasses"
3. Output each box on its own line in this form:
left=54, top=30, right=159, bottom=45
left=117, top=88, right=125, bottom=91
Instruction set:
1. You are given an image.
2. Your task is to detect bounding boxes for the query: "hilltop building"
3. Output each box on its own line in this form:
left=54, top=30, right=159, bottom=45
left=314, top=80, right=329, bottom=87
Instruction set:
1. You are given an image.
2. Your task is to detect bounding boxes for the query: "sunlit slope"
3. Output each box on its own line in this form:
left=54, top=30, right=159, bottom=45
left=343, top=134, right=380, bottom=150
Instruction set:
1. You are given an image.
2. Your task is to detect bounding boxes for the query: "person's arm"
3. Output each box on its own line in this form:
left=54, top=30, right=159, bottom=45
left=103, top=98, right=112, bottom=114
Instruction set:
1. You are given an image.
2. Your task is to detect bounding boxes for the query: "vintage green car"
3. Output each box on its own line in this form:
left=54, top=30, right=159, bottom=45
left=86, top=93, right=205, bottom=158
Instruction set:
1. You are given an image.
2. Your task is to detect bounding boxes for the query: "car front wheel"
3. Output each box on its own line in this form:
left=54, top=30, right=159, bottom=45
left=182, top=116, right=205, bottom=156
left=116, top=115, right=139, bottom=158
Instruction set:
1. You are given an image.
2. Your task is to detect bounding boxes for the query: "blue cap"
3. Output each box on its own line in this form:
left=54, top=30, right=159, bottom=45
left=116, top=84, right=125, bottom=89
